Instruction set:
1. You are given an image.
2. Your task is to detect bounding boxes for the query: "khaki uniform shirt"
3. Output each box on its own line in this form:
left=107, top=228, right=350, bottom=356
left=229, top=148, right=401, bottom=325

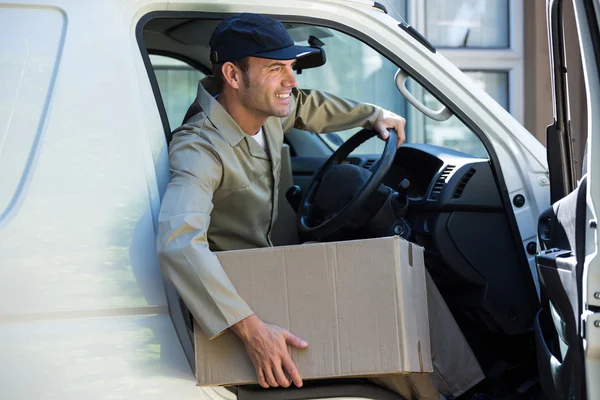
left=157, top=78, right=381, bottom=339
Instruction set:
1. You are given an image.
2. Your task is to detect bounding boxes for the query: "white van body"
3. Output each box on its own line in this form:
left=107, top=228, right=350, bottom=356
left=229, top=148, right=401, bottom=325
left=1, top=0, right=596, bottom=399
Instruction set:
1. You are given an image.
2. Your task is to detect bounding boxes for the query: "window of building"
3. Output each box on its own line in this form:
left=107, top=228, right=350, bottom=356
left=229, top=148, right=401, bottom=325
left=406, top=0, right=522, bottom=121
left=424, top=0, right=510, bottom=48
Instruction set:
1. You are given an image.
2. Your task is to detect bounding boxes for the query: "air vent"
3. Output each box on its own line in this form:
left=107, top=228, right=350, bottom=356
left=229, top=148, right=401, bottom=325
left=363, top=159, right=377, bottom=169
left=429, top=165, right=455, bottom=200
left=452, top=168, right=476, bottom=199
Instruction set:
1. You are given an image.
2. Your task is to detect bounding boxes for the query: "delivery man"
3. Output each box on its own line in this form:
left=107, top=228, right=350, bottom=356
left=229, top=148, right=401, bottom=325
left=157, top=13, right=483, bottom=400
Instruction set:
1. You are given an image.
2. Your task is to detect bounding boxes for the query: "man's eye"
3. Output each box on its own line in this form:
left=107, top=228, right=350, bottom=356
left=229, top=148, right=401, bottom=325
left=272, top=67, right=281, bottom=72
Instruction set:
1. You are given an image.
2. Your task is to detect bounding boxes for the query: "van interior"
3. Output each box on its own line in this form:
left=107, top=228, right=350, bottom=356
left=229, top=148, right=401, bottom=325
left=139, top=14, right=543, bottom=400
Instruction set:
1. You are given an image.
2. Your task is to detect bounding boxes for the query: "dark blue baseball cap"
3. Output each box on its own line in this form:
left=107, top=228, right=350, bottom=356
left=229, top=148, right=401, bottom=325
left=209, top=13, right=320, bottom=64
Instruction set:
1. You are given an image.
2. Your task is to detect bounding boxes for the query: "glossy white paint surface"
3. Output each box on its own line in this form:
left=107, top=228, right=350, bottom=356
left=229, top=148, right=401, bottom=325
left=0, top=0, right=167, bottom=315
left=0, top=7, right=65, bottom=222
left=0, top=0, right=550, bottom=398
left=0, top=314, right=234, bottom=399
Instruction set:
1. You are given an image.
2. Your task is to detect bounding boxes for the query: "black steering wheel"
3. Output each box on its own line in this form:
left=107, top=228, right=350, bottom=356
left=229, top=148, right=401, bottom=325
left=297, top=128, right=398, bottom=241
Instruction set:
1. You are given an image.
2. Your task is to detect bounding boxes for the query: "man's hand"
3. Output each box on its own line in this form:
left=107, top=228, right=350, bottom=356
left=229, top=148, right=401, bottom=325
left=373, top=109, right=406, bottom=148
left=231, top=314, right=308, bottom=388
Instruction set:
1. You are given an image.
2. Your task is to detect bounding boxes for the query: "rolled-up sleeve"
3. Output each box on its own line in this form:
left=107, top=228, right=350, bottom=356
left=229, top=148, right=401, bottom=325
left=157, top=131, right=253, bottom=340
left=281, top=88, right=382, bottom=133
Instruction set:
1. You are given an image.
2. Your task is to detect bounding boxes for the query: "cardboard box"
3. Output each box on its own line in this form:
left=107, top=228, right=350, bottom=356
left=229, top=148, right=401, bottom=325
left=194, top=236, right=432, bottom=386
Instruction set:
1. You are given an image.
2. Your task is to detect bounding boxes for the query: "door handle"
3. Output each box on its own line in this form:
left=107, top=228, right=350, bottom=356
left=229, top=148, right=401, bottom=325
left=394, top=69, right=453, bottom=122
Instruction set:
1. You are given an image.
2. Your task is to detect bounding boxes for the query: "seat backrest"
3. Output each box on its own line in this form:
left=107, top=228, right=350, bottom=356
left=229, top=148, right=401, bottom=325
left=271, top=144, right=300, bottom=246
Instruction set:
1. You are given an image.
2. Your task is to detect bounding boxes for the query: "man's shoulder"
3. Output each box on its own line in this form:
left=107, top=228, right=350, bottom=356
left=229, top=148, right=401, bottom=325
left=171, top=113, right=229, bottom=150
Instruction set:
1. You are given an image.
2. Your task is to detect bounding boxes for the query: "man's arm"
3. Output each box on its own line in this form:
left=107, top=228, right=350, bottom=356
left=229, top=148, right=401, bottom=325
left=157, top=130, right=254, bottom=340
left=281, top=88, right=406, bottom=146
left=281, top=88, right=381, bottom=133
left=157, top=130, right=307, bottom=388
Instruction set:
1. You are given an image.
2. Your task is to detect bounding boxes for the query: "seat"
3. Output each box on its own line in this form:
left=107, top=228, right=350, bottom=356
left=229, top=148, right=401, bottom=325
left=233, top=378, right=406, bottom=399
left=271, top=143, right=300, bottom=246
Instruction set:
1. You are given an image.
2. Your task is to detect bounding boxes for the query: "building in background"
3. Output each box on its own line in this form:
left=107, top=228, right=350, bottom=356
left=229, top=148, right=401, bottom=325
left=152, top=0, right=586, bottom=177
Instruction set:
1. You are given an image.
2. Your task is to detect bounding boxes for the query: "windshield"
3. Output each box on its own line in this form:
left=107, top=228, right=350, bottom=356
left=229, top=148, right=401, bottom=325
left=293, top=25, right=489, bottom=158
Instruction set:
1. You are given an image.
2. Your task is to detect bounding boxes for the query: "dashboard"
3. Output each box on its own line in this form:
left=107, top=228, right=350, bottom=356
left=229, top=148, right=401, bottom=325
left=346, top=143, right=538, bottom=336
left=349, top=143, right=499, bottom=209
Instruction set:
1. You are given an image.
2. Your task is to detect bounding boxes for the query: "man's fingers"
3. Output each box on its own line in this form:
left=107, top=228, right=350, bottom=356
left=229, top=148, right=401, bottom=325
left=256, top=367, right=269, bottom=388
left=242, top=323, right=309, bottom=389
left=282, top=356, right=303, bottom=387
left=263, top=365, right=279, bottom=387
left=374, top=110, right=407, bottom=146
left=379, top=127, right=406, bottom=148
left=284, top=330, right=308, bottom=349
left=272, top=362, right=291, bottom=388
left=397, top=129, right=406, bottom=148
left=377, top=128, right=390, bottom=140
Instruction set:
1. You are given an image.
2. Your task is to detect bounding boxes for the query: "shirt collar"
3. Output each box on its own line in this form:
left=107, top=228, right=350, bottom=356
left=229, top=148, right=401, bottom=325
left=196, top=77, right=246, bottom=147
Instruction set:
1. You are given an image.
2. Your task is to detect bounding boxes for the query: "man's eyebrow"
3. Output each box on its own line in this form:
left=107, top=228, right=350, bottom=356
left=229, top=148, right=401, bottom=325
left=264, top=61, right=296, bottom=69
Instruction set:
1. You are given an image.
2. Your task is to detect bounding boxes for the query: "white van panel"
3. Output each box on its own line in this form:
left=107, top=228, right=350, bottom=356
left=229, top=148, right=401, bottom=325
left=0, top=1, right=168, bottom=315
left=0, top=314, right=219, bottom=399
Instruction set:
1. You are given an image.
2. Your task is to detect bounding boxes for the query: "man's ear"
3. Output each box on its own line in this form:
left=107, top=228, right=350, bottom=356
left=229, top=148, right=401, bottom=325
left=221, top=62, right=243, bottom=90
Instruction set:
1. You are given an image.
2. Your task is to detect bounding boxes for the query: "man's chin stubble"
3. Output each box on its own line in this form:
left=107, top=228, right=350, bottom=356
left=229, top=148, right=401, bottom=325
left=273, top=106, right=292, bottom=118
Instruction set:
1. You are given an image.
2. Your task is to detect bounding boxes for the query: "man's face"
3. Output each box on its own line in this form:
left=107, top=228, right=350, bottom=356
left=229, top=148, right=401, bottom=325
left=236, top=57, right=298, bottom=119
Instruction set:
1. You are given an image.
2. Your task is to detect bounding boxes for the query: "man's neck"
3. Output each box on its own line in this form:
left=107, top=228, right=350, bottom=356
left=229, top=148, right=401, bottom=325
left=217, top=91, right=265, bottom=136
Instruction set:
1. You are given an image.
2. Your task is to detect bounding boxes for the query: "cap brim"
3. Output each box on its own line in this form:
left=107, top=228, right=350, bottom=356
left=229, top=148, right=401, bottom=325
left=251, top=45, right=320, bottom=60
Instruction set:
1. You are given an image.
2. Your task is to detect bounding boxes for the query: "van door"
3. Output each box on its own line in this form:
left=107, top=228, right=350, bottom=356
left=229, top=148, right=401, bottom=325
left=535, top=0, right=600, bottom=399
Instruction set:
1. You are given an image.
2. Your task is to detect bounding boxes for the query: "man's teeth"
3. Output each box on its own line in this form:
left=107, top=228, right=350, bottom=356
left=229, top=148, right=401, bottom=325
left=275, top=93, right=290, bottom=98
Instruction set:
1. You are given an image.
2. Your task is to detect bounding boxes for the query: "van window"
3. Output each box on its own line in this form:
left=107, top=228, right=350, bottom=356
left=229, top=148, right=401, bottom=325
left=0, top=7, right=66, bottom=220
left=293, top=26, right=488, bottom=158
left=150, top=55, right=206, bottom=131
left=419, top=72, right=507, bottom=157
left=141, top=19, right=490, bottom=158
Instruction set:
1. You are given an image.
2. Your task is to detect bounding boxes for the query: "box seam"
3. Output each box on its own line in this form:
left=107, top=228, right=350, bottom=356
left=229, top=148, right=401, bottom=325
left=394, top=238, right=407, bottom=371
left=282, top=249, right=291, bottom=343
left=331, top=243, right=342, bottom=375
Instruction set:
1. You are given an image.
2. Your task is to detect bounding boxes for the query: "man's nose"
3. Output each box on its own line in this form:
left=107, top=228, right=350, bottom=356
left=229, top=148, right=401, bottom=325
left=282, top=66, right=297, bottom=87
